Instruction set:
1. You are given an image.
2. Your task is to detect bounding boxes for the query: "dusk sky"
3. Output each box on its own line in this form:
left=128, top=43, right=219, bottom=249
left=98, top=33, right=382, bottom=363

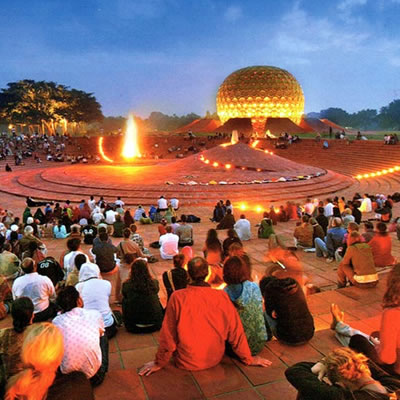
left=1, top=0, right=400, bottom=118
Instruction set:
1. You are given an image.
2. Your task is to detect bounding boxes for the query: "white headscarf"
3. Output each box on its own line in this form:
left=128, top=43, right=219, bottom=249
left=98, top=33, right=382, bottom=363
left=78, top=262, right=101, bottom=282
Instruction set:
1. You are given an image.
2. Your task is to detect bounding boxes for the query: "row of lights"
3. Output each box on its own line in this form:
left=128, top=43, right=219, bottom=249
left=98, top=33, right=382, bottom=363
left=355, top=166, right=400, bottom=180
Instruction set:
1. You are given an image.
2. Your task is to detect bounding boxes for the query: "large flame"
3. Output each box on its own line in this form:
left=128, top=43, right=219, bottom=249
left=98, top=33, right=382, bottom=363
left=122, top=114, right=141, bottom=160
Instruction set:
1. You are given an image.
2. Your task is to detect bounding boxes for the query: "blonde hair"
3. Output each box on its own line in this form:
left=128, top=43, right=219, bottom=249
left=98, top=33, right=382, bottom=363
left=6, top=323, right=64, bottom=400
left=324, top=347, right=370, bottom=384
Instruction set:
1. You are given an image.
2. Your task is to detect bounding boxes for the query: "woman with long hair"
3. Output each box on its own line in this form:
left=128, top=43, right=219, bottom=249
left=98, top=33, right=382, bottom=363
left=122, top=259, right=164, bottom=333
left=222, top=228, right=242, bottom=259
left=123, top=209, right=134, bottom=227
left=203, top=229, right=223, bottom=266
left=331, top=263, right=400, bottom=376
left=162, top=254, right=189, bottom=301
left=286, top=347, right=400, bottom=399
left=223, top=256, right=267, bottom=355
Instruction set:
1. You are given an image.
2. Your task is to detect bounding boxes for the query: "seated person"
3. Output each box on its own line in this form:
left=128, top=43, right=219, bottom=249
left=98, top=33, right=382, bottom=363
left=369, top=222, right=396, bottom=268
left=223, top=256, right=267, bottom=355
left=222, top=229, right=242, bottom=259
left=91, top=233, right=118, bottom=273
left=162, top=254, right=189, bottom=301
left=37, top=256, right=64, bottom=287
left=65, top=253, right=87, bottom=287
left=285, top=347, right=400, bottom=400
left=133, top=205, right=146, bottom=221
left=138, top=257, right=272, bottom=376
left=330, top=266, right=400, bottom=376
left=258, top=213, right=275, bottom=239
left=122, top=259, right=164, bottom=333
left=259, top=275, right=314, bottom=345
left=234, top=214, right=251, bottom=241
left=0, top=297, right=33, bottom=394
left=81, top=219, right=97, bottom=245
left=53, top=286, right=107, bottom=387
left=293, top=215, right=314, bottom=248
left=310, top=217, right=324, bottom=243
left=314, top=217, right=346, bottom=262
left=0, top=243, right=21, bottom=283
left=76, top=262, right=118, bottom=339
left=216, top=208, right=235, bottom=230
left=337, top=231, right=378, bottom=288
left=53, top=220, right=69, bottom=239
left=12, top=258, right=56, bottom=322
left=175, top=215, right=193, bottom=247
left=159, top=226, right=179, bottom=260
left=63, top=238, right=88, bottom=278
left=362, top=221, right=375, bottom=243
left=112, top=214, right=125, bottom=238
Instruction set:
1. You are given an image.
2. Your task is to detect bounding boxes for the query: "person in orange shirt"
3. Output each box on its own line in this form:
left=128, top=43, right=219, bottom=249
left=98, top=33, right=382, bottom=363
left=139, top=257, right=272, bottom=375
left=368, top=222, right=396, bottom=268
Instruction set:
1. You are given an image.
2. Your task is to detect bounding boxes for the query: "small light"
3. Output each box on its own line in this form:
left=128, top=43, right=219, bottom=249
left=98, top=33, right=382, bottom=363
left=241, top=167, right=246, bottom=170
left=382, top=169, right=388, bottom=174
left=213, top=162, right=219, bottom=167
left=264, top=150, right=269, bottom=154
left=270, top=152, right=274, bottom=155
left=376, top=171, right=382, bottom=176
left=200, top=155, right=204, bottom=161
left=389, top=168, right=394, bottom=173
left=225, top=164, right=232, bottom=169
left=356, top=174, right=363, bottom=179
left=395, top=166, right=400, bottom=171
left=363, top=174, right=370, bottom=178
left=255, top=205, right=263, bottom=213
left=239, top=203, right=247, bottom=211
left=204, top=159, right=210, bottom=164
left=370, top=173, right=376, bottom=177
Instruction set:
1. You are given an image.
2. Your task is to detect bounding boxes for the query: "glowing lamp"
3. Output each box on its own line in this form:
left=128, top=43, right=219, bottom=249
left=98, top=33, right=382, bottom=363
left=382, top=170, right=388, bottom=174
left=376, top=171, right=382, bottom=176
left=356, top=175, right=362, bottom=179
left=363, top=174, right=370, bottom=178
left=204, top=159, right=210, bottom=164
left=239, top=203, right=247, bottom=211
left=255, top=205, right=263, bottom=213
left=395, top=166, right=400, bottom=171
left=370, top=173, right=376, bottom=177
left=389, top=168, right=395, bottom=173
left=225, top=164, right=232, bottom=169
left=212, top=162, right=219, bottom=167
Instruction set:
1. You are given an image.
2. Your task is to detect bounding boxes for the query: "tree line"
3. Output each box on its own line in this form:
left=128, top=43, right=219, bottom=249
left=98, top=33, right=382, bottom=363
left=310, top=100, right=400, bottom=130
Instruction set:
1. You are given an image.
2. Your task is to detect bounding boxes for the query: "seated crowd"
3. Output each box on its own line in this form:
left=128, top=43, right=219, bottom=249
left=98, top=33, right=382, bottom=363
left=0, top=190, right=399, bottom=399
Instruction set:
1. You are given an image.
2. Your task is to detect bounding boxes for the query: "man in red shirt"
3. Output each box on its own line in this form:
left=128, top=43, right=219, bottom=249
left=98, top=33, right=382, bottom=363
left=139, top=257, right=272, bottom=376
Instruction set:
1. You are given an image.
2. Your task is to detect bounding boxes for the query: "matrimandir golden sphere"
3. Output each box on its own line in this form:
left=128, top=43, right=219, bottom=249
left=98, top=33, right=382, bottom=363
left=216, top=66, right=305, bottom=132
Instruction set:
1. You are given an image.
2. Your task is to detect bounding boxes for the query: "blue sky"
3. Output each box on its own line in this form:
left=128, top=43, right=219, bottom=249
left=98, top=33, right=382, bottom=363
left=1, top=0, right=400, bottom=117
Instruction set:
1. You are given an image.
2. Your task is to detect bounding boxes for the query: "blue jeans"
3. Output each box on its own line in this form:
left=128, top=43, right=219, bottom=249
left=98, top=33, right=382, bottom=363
left=314, top=238, right=328, bottom=258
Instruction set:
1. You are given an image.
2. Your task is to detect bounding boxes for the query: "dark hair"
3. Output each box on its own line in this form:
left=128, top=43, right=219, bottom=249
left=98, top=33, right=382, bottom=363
left=318, top=207, right=325, bottom=214
left=57, top=286, right=80, bottom=312
left=364, top=221, right=374, bottom=230
left=9, top=231, right=18, bottom=242
left=223, top=256, right=251, bottom=285
left=226, top=208, right=232, bottom=215
left=74, top=254, right=87, bottom=271
left=87, top=218, right=94, bottom=225
left=301, top=215, right=310, bottom=223
left=377, top=222, right=388, bottom=234
left=171, top=216, right=176, bottom=224
left=123, top=253, right=136, bottom=265
left=205, top=229, right=222, bottom=252
left=99, top=232, right=108, bottom=242
left=173, top=254, right=185, bottom=269
left=259, top=276, right=299, bottom=298
left=188, top=257, right=208, bottom=282
left=98, top=226, right=107, bottom=234
left=67, top=238, right=81, bottom=251
left=130, top=259, right=156, bottom=294
left=123, top=228, right=131, bottom=238
left=166, top=226, right=172, bottom=233
left=180, top=214, right=187, bottom=223
left=21, top=258, right=35, bottom=274
left=11, top=297, right=34, bottom=333
left=2, top=243, right=11, bottom=252
left=130, top=224, right=137, bottom=233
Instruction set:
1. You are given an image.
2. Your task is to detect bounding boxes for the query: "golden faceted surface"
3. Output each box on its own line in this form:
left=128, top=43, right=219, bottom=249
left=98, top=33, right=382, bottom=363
left=216, top=66, right=305, bottom=131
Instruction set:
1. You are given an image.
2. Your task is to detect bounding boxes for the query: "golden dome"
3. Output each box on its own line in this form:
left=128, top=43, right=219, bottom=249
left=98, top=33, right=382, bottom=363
left=216, top=66, right=305, bottom=132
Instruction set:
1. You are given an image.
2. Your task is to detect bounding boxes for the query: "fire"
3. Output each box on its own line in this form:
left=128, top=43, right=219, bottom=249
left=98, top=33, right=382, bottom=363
left=122, top=114, right=141, bottom=160
left=98, top=137, right=114, bottom=163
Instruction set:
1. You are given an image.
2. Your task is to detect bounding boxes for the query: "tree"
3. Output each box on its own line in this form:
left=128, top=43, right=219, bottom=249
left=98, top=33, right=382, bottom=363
left=350, top=109, right=377, bottom=130
left=319, top=108, right=350, bottom=126
left=379, top=100, right=400, bottom=130
left=0, top=80, right=103, bottom=134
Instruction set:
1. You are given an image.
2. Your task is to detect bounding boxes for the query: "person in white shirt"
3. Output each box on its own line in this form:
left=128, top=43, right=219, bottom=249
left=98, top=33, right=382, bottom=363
left=360, top=194, right=372, bottom=213
left=63, top=238, right=89, bottom=278
left=134, top=205, right=146, bottom=221
left=115, top=196, right=125, bottom=208
left=76, top=262, right=118, bottom=338
left=53, top=286, right=107, bottom=386
left=324, top=199, right=334, bottom=218
left=88, top=196, right=96, bottom=211
left=170, top=197, right=179, bottom=211
left=92, top=208, right=104, bottom=225
left=157, top=196, right=168, bottom=212
left=159, top=226, right=179, bottom=259
left=234, top=214, right=251, bottom=241
left=12, top=257, right=56, bottom=322
left=105, top=207, right=117, bottom=225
